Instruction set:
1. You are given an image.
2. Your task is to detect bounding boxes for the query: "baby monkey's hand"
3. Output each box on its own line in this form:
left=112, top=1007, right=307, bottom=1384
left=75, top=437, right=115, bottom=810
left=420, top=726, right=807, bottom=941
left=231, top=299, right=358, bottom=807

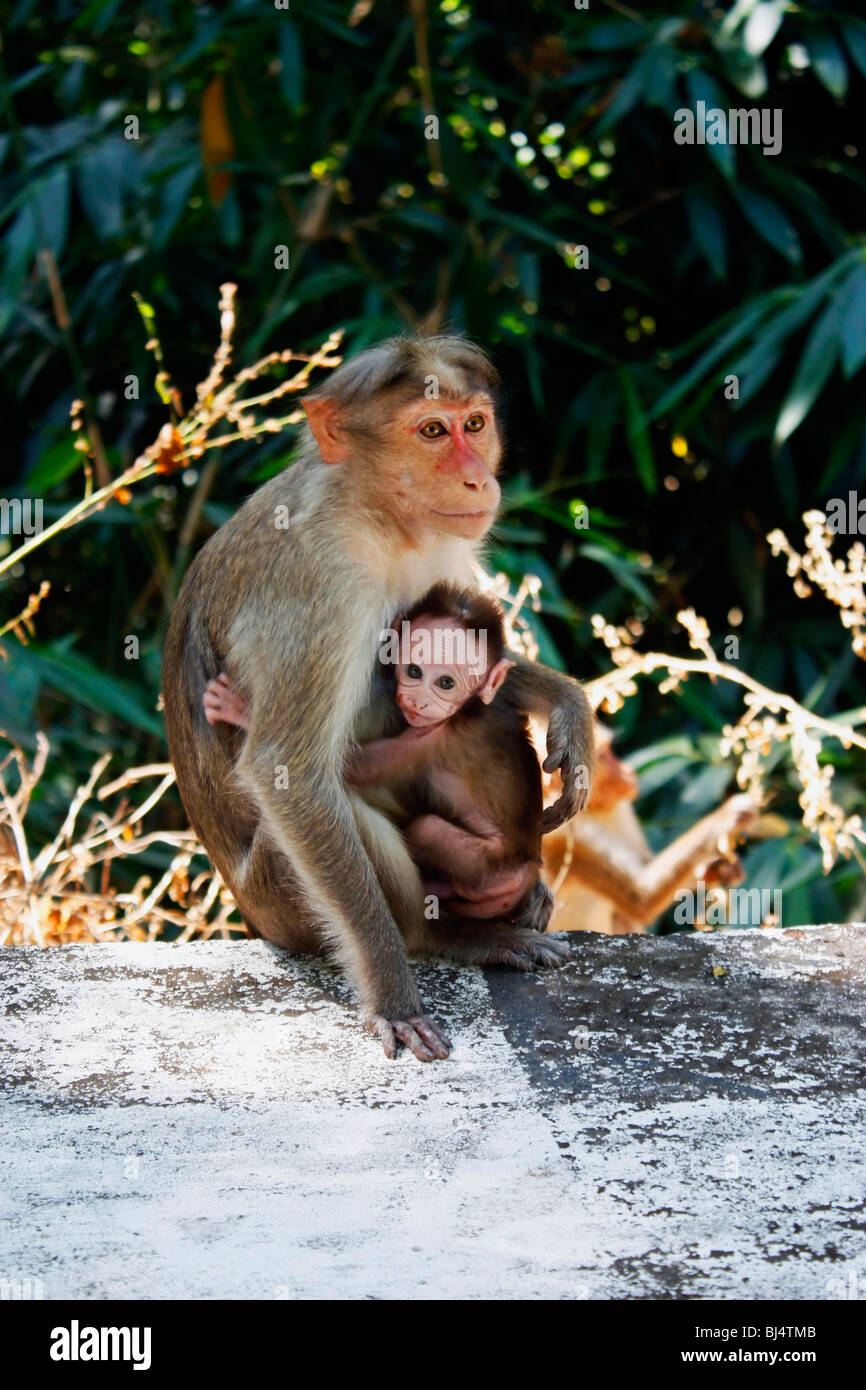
left=203, top=672, right=250, bottom=730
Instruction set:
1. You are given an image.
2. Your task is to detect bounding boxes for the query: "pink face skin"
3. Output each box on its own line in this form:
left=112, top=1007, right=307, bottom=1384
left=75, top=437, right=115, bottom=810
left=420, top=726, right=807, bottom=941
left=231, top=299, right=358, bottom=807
left=402, top=398, right=501, bottom=537
left=395, top=614, right=514, bottom=731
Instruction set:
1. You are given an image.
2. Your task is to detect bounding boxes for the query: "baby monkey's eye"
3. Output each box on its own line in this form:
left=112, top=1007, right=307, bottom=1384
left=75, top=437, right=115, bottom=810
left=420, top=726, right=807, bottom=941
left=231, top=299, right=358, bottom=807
left=437, top=676, right=456, bottom=690
left=464, top=414, right=485, bottom=432
left=419, top=420, right=447, bottom=439
left=406, top=664, right=423, bottom=679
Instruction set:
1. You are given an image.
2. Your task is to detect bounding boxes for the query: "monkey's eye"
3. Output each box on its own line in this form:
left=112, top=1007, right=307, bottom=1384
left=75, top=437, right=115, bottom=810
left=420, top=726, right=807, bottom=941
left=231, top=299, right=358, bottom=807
left=437, top=676, right=456, bottom=690
left=464, top=414, right=485, bottom=433
left=419, top=420, right=447, bottom=439
left=406, top=664, right=423, bottom=679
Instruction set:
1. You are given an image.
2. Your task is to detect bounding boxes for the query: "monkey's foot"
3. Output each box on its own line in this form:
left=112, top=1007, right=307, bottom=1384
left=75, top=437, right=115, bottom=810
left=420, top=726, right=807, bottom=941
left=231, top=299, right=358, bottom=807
left=444, top=927, right=571, bottom=971
left=365, top=1013, right=452, bottom=1062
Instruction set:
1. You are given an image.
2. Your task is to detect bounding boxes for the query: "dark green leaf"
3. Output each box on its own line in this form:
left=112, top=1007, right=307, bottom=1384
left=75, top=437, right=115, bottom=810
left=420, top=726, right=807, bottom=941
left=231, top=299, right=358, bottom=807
left=839, top=263, right=866, bottom=379
left=76, top=137, right=132, bottom=239
left=685, top=186, right=727, bottom=278
left=843, top=21, right=866, bottom=79
left=581, top=20, right=646, bottom=51
left=577, top=543, right=657, bottom=606
left=774, top=290, right=847, bottom=448
left=637, top=755, right=693, bottom=796
left=26, top=441, right=83, bottom=492
left=19, top=645, right=164, bottom=736
left=684, top=70, right=736, bottom=181
left=483, top=208, right=570, bottom=250
left=731, top=343, right=781, bottom=405
left=680, top=764, right=733, bottom=810
left=597, top=48, right=656, bottom=133
left=651, top=296, right=773, bottom=419
left=735, top=187, right=802, bottom=265
left=642, top=43, right=677, bottom=110
left=10, top=65, right=48, bottom=95
left=809, top=30, right=849, bottom=98
left=618, top=369, right=656, bottom=494
left=10, top=167, right=70, bottom=271
left=727, top=253, right=857, bottom=391
left=304, top=8, right=370, bottom=46
left=278, top=19, right=304, bottom=111
left=152, top=162, right=200, bottom=248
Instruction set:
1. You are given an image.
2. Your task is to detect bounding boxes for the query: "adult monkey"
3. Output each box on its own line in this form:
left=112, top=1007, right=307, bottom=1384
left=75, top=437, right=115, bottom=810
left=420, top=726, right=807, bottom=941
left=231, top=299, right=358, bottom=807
left=163, top=336, right=594, bottom=1061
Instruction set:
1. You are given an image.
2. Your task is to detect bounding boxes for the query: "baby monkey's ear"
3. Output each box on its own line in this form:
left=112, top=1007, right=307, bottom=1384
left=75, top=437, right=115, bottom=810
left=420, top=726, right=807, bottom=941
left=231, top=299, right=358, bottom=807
left=478, top=657, right=515, bottom=705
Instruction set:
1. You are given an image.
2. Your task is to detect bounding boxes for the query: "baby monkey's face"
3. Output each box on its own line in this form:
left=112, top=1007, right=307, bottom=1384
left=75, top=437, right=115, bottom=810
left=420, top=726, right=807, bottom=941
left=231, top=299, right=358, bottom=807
left=395, top=614, right=512, bottom=730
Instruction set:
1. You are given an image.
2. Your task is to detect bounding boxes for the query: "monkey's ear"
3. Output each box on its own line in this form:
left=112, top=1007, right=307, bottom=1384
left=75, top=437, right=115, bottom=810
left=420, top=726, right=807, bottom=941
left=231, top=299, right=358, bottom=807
left=478, top=657, right=515, bottom=705
left=301, top=396, right=349, bottom=464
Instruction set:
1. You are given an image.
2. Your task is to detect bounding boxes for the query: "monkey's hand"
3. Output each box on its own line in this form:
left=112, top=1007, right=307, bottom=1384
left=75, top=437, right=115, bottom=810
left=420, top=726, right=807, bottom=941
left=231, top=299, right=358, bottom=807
left=512, top=880, right=555, bottom=933
left=365, top=1013, right=453, bottom=1063
left=693, top=795, right=758, bottom=881
left=700, top=855, right=746, bottom=888
left=715, top=793, right=760, bottom=848
left=203, top=672, right=250, bottom=730
left=541, top=701, right=593, bottom=831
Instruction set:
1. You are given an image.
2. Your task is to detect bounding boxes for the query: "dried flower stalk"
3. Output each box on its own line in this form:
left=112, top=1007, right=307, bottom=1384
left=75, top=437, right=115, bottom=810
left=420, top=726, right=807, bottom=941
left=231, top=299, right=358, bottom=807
left=0, top=739, right=238, bottom=946
left=0, top=284, right=343, bottom=581
left=0, top=582, right=51, bottom=656
left=586, top=513, right=866, bottom=873
left=768, top=509, right=865, bottom=661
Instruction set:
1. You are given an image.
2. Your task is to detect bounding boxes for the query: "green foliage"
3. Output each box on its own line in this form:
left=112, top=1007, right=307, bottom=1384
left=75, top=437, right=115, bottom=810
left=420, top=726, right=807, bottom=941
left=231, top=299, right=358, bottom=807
left=1, top=0, right=865, bottom=925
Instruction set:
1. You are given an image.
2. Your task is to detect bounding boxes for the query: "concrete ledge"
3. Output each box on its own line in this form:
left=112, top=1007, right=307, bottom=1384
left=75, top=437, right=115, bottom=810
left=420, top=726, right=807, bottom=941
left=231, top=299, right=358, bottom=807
left=1, top=926, right=864, bottom=1300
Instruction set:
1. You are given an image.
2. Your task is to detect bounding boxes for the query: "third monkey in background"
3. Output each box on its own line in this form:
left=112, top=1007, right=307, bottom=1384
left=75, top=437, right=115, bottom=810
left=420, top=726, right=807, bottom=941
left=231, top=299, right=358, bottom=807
left=543, top=726, right=759, bottom=934
left=205, top=582, right=556, bottom=940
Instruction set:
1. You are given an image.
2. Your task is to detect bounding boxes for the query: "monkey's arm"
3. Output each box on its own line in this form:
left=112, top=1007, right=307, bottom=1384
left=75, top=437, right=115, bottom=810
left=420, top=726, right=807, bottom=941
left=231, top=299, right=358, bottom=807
left=201, top=674, right=419, bottom=782
left=344, top=728, right=436, bottom=788
left=462, top=557, right=594, bottom=829
left=500, top=654, right=595, bottom=830
left=556, top=794, right=757, bottom=926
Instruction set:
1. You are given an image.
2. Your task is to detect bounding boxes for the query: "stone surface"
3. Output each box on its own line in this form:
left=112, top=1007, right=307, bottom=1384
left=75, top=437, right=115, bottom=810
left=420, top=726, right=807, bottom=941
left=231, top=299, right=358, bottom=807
left=1, top=926, right=864, bottom=1300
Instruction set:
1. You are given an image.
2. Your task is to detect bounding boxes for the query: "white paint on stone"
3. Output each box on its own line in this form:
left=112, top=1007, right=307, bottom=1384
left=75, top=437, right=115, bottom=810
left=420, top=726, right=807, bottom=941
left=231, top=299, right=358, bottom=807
left=1, top=933, right=864, bottom=1300
left=0, top=944, right=587, bottom=1299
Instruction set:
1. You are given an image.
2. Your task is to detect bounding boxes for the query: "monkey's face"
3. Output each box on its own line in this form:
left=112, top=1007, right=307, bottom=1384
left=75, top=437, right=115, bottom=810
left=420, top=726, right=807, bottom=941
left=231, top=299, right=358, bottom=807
left=392, top=396, right=502, bottom=541
left=395, top=616, right=490, bottom=728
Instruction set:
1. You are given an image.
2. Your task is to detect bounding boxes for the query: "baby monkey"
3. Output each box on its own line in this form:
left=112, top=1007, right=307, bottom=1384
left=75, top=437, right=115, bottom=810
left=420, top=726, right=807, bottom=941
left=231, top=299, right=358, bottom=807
left=203, top=584, right=554, bottom=932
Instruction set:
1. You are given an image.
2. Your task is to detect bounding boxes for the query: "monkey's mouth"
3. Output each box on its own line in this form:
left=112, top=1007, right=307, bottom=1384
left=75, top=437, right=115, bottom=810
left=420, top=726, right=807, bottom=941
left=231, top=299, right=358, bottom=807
left=401, top=708, right=435, bottom=726
left=431, top=509, right=495, bottom=522
left=398, top=703, right=443, bottom=729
